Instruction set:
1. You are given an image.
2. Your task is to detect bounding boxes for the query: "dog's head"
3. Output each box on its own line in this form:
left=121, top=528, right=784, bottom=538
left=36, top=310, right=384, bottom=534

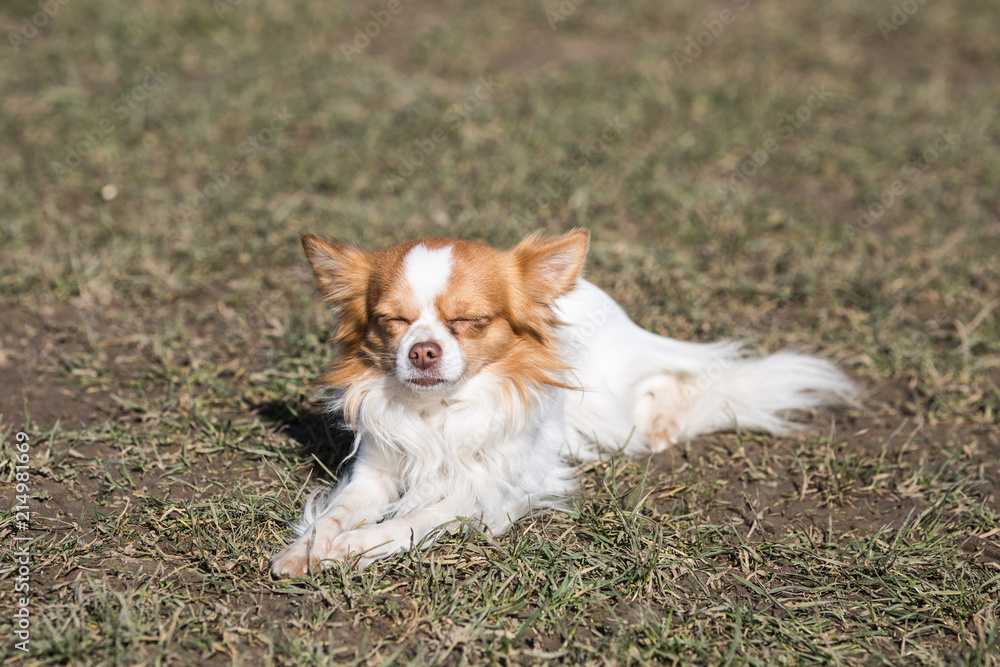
left=301, top=230, right=589, bottom=397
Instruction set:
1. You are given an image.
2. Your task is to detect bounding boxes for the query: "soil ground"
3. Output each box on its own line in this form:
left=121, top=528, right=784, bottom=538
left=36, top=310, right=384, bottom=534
left=1, top=0, right=998, bottom=664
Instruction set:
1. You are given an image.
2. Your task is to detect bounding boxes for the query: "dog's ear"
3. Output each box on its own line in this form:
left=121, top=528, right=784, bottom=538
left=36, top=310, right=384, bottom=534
left=300, top=234, right=371, bottom=307
left=513, top=229, right=590, bottom=304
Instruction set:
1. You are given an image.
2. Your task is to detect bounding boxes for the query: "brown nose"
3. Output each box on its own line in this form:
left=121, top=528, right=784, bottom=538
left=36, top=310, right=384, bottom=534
left=408, top=342, right=442, bottom=370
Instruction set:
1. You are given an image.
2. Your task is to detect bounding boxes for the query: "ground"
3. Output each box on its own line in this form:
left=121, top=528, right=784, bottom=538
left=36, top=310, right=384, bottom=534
left=1, top=0, right=999, bottom=664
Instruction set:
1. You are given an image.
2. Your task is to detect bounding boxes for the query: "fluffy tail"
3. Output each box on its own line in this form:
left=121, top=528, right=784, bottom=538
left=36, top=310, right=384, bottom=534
left=557, top=281, right=858, bottom=455
left=631, top=341, right=858, bottom=450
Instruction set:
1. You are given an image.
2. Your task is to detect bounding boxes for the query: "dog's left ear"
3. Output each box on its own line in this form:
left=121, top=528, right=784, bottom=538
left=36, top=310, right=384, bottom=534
left=513, top=229, right=590, bottom=304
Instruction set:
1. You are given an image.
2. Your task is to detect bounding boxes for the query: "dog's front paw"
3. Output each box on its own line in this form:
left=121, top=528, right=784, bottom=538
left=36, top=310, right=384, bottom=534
left=328, top=525, right=402, bottom=569
left=270, top=538, right=332, bottom=578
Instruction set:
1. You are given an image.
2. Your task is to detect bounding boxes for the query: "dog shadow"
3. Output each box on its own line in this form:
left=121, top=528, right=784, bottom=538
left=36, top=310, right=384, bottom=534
left=251, top=401, right=356, bottom=482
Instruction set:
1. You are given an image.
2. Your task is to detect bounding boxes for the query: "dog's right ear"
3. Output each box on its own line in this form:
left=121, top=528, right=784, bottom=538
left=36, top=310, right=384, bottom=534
left=300, top=234, right=371, bottom=307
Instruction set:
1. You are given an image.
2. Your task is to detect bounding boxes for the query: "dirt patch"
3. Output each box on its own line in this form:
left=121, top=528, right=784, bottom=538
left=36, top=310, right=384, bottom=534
left=0, top=278, right=285, bottom=432
left=0, top=303, right=115, bottom=428
left=646, top=385, right=999, bottom=553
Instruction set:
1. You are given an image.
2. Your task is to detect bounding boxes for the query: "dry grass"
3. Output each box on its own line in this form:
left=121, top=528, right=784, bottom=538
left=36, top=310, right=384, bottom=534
left=1, top=0, right=998, bottom=664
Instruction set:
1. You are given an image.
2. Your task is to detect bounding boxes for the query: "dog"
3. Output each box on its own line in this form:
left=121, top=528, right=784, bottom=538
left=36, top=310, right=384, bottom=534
left=270, top=230, right=855, bottom=576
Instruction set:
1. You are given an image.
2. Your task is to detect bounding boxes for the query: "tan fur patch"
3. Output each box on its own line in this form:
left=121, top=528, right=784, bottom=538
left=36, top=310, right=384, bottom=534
left=302, top=231, right=591, bottom=409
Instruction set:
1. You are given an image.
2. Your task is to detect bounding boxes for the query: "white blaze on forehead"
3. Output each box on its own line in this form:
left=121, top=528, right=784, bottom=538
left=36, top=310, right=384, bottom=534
left=403, top=244, right=453, bottom=310
left=397, top=243, right=464, bottom=388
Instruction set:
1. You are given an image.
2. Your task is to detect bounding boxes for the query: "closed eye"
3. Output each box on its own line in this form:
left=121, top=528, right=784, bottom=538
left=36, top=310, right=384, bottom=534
left=448, top=317, right=490, bottom=335
left=378, top=316, right=411, bottom=328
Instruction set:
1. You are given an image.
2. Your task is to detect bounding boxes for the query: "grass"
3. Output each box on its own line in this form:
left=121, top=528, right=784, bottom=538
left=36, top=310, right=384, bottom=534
left=1, top=0, right=999, bottom=663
